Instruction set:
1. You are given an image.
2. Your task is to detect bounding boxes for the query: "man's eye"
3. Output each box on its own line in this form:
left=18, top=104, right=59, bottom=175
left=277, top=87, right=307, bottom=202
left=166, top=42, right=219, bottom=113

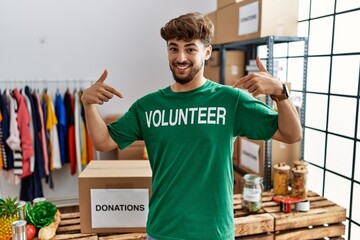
left=169, top=48, right=178, bottom=52
left=187, top=49, right=196, bottom=53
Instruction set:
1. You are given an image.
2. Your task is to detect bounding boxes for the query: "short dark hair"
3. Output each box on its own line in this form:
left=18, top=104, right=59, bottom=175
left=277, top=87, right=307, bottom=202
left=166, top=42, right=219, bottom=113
left=160, top=12, right=214, bottom=46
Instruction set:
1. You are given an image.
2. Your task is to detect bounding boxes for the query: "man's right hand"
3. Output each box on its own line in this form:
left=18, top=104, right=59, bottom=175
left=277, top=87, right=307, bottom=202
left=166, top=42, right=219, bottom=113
left=81, top=69, right=123, bottom=106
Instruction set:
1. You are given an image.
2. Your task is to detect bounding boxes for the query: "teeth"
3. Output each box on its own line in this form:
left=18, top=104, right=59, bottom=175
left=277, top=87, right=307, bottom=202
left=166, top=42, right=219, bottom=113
left=177, top=65, right=189, bottom=69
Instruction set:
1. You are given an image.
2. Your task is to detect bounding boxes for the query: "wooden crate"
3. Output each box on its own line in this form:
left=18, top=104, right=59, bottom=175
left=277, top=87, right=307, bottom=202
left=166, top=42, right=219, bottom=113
left=44, top=191, right=345, bottom=240
left=50, top=212, right=147, bottom=240
left=263, top=191, right=347, bottom=240
left=234, top=192, right=275, bottom=238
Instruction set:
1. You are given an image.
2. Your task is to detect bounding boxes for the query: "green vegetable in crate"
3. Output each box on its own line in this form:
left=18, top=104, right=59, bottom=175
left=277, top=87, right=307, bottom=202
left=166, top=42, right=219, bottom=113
left=26, top=201, right=57, bottom=228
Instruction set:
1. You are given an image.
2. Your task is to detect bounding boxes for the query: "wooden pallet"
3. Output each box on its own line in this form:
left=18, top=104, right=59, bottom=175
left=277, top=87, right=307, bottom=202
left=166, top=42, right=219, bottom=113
left=233, top=191, right=346, bottom=240
left=234, top=192, right=275, bottom=239
left=41, top=191, right=345, bottom=240
left=50, top=212, right=147, bottom=240
left=264, top=191, right=346, bottom=240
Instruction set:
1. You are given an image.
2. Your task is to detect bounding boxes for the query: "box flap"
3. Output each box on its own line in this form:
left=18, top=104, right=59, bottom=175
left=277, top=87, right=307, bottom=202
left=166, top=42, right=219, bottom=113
left=79, top=160, right=152, bottom=178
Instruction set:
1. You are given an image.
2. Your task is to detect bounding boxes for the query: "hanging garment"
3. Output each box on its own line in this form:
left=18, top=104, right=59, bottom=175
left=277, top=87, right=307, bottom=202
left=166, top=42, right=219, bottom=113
left=5, top=90, right=23, bottom=175
left=19, top=86, right=45, bottom=202
left=77, top=91, right=88, bottom=167
left=42, top=91, right=61, bottom=170
left=12, top=88, right=34, bottom=178
left=85, top=128, right=94, bottom=163
left=0, top=91, right=12, bottom=171
left=0, top=111, right=3, bottom=170
left=80, top=100, right=94, bottom=163
left=64, top=90, right=76, bottom=175
left=22, top=90, right=35, bottom=173
left=74, top=90, right=83, bottom=173
left=31, top=91, right=47, bottom=178
left=55, top=91, right=66, bottom=166
left=3, top=89, right=20, bottom=185
left=41, top=93, right=54, bottom=189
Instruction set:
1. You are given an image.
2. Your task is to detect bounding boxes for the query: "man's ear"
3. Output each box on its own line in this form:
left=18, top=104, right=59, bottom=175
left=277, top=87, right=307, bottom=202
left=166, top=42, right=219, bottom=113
left=205, top=45, right=212, bottom=60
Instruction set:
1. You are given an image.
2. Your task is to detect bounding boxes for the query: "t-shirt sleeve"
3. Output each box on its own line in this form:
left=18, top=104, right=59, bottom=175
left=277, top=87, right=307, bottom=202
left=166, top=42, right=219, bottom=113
left=107, top=101, right=143, bottom=150
left=233, top=90, right=278, bottom=140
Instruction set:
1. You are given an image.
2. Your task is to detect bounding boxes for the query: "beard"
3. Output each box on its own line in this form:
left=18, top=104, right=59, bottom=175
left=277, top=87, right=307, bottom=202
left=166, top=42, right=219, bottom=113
left=170, top=61, right=203, bottom=85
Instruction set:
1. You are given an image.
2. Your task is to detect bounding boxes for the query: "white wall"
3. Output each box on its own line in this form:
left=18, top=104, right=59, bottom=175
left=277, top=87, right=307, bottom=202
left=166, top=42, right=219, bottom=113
left=0, top=0, right=216, bottom=204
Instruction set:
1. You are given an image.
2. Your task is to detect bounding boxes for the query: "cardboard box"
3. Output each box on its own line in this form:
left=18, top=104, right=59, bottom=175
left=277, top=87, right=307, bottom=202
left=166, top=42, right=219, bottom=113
left=117, top=141, right=146, bottom=160
left=205, top=50, right=246, bottom=85
left=205, top=65, right=246, bottom=85
left=271, top=140, right=301, bottom=168
left=233, top=171, right=244, bottom=194
left=218, top=0, right=238, bottom=9
left=236, top=137, right=265, bottom=176
left=206, top=11, right=218, bottom=45
left=78, top=160, right=152, bottom=233
left=207, top=50, right=221, bottom=67
left=207, top=50, right=245, bottom=67
left=217, top=0, right=299, bottom=44
left=235, top=137, right=301, bottom=179
left=204, top=65, right=220, bottom=83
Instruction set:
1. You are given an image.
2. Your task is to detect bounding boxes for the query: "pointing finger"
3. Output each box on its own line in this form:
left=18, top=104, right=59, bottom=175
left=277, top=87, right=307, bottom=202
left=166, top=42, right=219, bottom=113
left=233, top=74, right=251, bottom=88
left=256, top=56, right=268, bottom=73
left=104, top=84, right=124, bottom=98
left=98, top=69, right=108, bottom=83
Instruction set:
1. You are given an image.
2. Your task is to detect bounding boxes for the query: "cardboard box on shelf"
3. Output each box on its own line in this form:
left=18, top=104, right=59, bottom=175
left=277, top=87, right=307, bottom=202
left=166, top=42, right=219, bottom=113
left=206, top=11, right=218, bottom=45
left=204, top=65, right=221, bottom=83
left=271, top=140, right=301, bottom=169
left=204, top=50, right=245, bottom=85
left=206, top=50, right=221, bottom=67
left=235, top=137, right=301, bottom=179
left=224, top=64, right=244, bottom=86
left=236, top=137, right=265, bottom=176
left=216, top=0, right=299, bottom=44
left=218, top=0, right=237, bottom=9
left=78, top=160, right=152, bottom=233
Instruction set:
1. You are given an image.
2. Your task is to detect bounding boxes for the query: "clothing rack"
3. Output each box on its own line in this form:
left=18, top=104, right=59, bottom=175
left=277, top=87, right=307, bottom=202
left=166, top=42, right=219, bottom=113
left=0, top=79, right=94, bottom=88
left=0, top=78, right=100, bottom=161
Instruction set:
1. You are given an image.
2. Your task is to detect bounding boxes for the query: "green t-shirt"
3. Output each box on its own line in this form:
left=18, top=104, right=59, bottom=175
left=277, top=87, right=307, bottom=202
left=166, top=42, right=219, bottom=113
left=108, top=80, right=278, bottom=240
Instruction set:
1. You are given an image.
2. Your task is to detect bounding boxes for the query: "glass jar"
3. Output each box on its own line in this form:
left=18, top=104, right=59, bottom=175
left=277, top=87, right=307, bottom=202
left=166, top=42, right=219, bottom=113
left=273, top=162, right=290, bottom=196
left=291, top=166, right=308, bottom=200
left=242, top=174, right=263, bottom=213
left=293, top=160, right=309, bottom=168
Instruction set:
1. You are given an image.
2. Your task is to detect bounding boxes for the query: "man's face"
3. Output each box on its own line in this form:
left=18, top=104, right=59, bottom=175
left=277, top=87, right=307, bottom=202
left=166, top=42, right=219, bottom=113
left=167, top=39, right=211, bottom=85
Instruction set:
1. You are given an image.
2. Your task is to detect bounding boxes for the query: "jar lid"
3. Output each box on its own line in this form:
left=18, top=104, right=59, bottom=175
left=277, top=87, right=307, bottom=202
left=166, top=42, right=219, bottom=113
left=294, top=160, right=308, bottom=167
left=243, top=174, right=263, bottom=184
left=292, top=166, right=308, bottom=174
left=273, top=162, right=290, bottom=171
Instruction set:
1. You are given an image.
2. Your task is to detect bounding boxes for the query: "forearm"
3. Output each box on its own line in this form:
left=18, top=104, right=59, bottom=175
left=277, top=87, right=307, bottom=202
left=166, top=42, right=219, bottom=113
left=83, top=104, right=118, bottom=151
left=273, top=99, right=302, bottom=144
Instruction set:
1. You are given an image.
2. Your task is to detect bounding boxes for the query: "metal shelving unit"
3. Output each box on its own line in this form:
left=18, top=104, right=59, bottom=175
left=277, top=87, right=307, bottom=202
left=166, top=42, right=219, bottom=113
left=214, top=36, right=308, bottom=190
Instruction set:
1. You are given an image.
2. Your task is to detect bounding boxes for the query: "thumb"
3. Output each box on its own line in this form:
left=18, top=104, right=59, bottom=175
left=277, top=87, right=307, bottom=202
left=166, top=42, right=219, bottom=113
left=256, top=56, right=268, bottom=73
left=98, top=69, right=108, bottom=83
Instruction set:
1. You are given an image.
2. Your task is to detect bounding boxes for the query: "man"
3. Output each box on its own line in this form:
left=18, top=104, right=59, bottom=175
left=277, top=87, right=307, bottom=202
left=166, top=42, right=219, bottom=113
left=81, top=12, right=301, bottom=240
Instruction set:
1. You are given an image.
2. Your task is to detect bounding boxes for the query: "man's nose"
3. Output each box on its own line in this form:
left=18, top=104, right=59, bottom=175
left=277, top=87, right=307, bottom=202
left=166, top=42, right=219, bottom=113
left=176, top=51, right=187, bottom=62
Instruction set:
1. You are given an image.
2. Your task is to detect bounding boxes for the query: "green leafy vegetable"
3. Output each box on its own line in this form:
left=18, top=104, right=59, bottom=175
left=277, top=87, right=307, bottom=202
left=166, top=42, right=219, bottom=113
left=26, top=201, right=57, bottom=228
